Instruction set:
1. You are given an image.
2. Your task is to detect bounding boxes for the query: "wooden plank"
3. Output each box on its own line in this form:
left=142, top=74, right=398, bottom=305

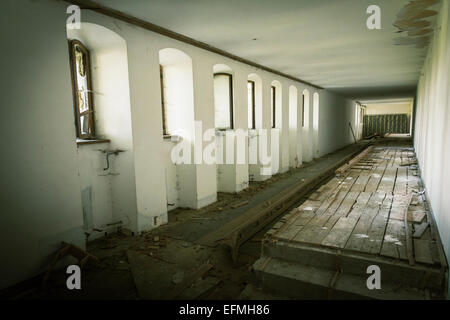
left=403, top=193, right=415, bottom=266
left=335, top=146, right=372, bottom=174
left=380, top=219, right=407, bottom=261
left=414, top=239, right=435, bottom=265
left=365, top=164, right=387, bottom=192
left=274, top=211, right=315, bottom=241
left=345, top=193, right=383, bottom=253
left=413, top=222, right=429, bottom=238
left=334, top=191, right=360, bottom=217
left=321, top=216, right=359, bottom=249
left=394, top=167, right=408, bottom=195
left=291, top=210, right=341, bottom=245
left=407, top=167, right=420, bottom=193
left=359, top=194, right=393, bottom=255
left=351, top=170, right=371, bottom=192
left=377, top=166, right=398, bottom=194
left=304, top=173, right=352, bottom=215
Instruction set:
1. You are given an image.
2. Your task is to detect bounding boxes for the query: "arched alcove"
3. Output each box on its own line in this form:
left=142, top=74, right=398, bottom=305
left=159, top=48, right=195, bottom=139
left=313, top=92, right=320, bottom=158
left=213, top=63, right=236, bottom=192
left=247, top=73, right=263, bottom=181
left=301, top=89, right=312, bottom=162
left=270, top=80, right=282, bottom=175
left=159, top=48, right=195, bottom=210
left=248, top=73, right=263, bottom=130
left=213, top=64, right=234, bottom=130
left=270, top=80, right=283, bottom=129
left=66, top=23, right=137, bottom=236
left=289, top=86, right=298, bottom=168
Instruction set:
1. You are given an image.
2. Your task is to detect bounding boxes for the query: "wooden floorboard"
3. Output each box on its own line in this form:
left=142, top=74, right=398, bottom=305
left=268, top=146, right=444, bottom=270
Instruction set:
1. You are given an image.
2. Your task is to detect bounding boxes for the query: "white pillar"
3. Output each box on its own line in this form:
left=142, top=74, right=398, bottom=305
left=127, top=41, right=167, bottom=232
left=192, top=59, right=217, bottom=207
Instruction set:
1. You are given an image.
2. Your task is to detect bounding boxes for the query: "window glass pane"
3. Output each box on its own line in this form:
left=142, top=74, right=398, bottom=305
left=302, top=95, right=305, bottom=127
left=80, top=114, right=90, bottom=136
left=74, top=45, right=90, bottom=113
left=271, top=86, right=276, bottom=128
left=214, top=74, right=232, bottom=129
left=248, top=82, right=254, bottom=129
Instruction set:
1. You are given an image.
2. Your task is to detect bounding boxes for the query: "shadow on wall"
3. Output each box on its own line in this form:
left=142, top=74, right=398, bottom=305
left=67, top=22, right=137, bottom=237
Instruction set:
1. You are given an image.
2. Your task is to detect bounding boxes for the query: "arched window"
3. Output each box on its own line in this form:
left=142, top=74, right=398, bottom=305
left=213, top=64, right=234, bottom=130
left=68, top=40, right=95, bottom=139
left=248, top=80, right=256, bottom=129
left=271, top=85, right=276, bottom=128
left=159, top=48, right=194, bottom=137
left=248, top=73, right=262, bottom=130
left=271, top=81, right=282, bottom=129
left=214, top=73, right=234, bottom=129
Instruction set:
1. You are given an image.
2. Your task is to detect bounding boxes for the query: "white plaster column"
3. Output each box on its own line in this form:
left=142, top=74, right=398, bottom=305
left=126, top=40, right=167, bottom=232
left=192, top=57, right=218, bottom=206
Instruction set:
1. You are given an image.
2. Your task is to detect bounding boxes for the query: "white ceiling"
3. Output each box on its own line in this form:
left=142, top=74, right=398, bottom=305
left=93, top=0, right=440, bottom=99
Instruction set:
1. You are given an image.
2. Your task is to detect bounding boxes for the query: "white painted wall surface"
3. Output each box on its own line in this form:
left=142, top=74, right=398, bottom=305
left=1, top=0, right=360, bottom=289
left=68, top=23, right=138, bottom=236
left=0, top=0, right=85, bottom=289
left=365, top=102, right=413, bottom=115
left=317, top=90, right=357, bottom=157
left=414, top=0, right=450, bottom=294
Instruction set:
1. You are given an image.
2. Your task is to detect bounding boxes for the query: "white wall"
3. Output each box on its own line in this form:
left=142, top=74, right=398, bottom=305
left=68, top=23, right=138, bottom=238
left=365, top=102, right=413, bottom=115
left=289, top=86, right=300, bottom=168
left=317, top=90, right=357, bottom=157
left=0, top=0, right=85, bottom=289
left=0, top=0, right=360, bottom=289
left=414, top=0, right=450, bottom=291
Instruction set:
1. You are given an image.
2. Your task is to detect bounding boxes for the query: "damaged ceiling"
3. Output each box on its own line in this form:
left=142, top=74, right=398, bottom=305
left=90, top=0, right=441, bottom=99
left=393, top=0, right=440, bottom=48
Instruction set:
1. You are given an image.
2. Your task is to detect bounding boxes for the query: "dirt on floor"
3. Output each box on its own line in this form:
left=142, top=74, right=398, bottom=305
left=19, top=160, right=312, bottom=300
left=12, top=137, right=411, bottom=300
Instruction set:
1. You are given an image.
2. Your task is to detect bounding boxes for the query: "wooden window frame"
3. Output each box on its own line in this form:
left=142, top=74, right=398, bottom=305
left=68, top=39, right=96, bottom=140
left=214, top=73, right=234, bottom=130
left=248, top=80, right=256, bottom=130
left=271, top=86, right=276, bottom=128
left=302, top=94, right=305, bottom=127
left=160, top=65, right=169, bottom=136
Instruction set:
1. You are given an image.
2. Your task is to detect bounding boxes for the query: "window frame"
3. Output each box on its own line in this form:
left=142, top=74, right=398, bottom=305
left=302, top=94, right=305, bottom=127
left=247, top=80, right=256, bottom=130
left=214, top=73, right=234, bottom=130
left=159, top=65, right=169, bottom=136
left=271, top=85, right=276, bottom=128
left=68, top=39, right=96, bottom=140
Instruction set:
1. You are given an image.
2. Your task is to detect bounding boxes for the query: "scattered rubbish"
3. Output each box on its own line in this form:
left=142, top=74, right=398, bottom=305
left=146, top=253, right=175, bottom=264
left=167, top=263, right=214, bottom=299
left=355, top=234, right=370, bottom=239
left=178, top=276, right=221, bottom=300
left=43, top=242, right=100, bottom=286
left=172, top=271, right=185, bottom=285
left=119, top=227, right=134, bottom=237
left=181, top=242, right=192, bottom=248
left=231, top=201, right=249, bottom=209
left=100, top=240, right=117, bottom=249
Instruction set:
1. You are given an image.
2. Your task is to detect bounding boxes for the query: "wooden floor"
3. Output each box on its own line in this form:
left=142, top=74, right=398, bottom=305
left=268, top=146, right=445, bottom=268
